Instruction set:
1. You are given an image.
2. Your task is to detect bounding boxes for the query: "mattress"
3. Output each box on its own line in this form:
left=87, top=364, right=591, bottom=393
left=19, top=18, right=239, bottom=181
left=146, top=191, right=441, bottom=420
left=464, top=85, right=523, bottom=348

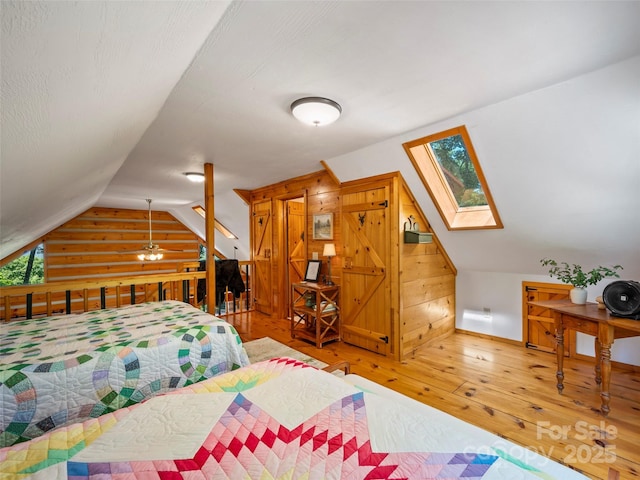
left=0, top=358, right=588, bottom=479
left=0, top=300, right=249, bottom=447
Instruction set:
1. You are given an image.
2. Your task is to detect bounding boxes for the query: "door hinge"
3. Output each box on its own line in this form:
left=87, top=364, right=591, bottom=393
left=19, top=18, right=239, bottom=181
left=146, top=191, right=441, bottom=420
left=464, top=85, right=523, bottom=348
left=526, top=286, right=538, bottom=291
left=525, top=342, right=538, bottom=349
left=379, top=200, right=388, bottom=207
left=379, top=335, right=389, bottom=344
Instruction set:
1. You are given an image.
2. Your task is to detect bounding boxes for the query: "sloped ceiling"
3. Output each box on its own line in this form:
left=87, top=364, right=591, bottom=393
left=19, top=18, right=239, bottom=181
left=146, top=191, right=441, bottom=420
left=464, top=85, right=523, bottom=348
left=2, top=1, right=639, bottom=276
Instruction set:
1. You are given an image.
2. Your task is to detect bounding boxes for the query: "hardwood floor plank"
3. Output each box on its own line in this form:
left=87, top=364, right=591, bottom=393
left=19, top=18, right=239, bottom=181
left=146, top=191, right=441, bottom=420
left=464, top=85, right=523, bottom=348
left=229, top=311, right=640, bottom=480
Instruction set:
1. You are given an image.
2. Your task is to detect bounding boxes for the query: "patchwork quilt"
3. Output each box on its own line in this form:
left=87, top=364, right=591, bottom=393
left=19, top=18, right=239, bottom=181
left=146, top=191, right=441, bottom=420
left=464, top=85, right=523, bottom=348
left=0, top=358, right=588, bottom=480
left=0, top=300, right=249, bottom=447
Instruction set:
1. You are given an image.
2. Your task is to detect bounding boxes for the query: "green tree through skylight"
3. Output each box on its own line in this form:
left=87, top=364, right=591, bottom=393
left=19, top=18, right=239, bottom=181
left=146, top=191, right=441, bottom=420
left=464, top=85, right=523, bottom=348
left=429, top=135, right=487, bottom=208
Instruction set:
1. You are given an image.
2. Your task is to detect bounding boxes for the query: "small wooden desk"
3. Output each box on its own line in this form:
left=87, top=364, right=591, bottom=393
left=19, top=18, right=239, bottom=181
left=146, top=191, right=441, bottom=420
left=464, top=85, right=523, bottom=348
left=291, top=282, right=340, bottom=348
left=530, top=300, right=640, bottom=416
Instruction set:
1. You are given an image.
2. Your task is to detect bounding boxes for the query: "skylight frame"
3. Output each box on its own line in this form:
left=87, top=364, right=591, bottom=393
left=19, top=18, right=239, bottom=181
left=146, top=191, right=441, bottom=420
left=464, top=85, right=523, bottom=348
left=192, top=206, right=238, bottom=239
left=403, top=125, right=503, bottom=231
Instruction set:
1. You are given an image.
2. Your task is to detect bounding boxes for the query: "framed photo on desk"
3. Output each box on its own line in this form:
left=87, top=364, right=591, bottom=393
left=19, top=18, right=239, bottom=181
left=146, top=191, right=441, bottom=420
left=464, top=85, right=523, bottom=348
left=304, top=260, right=321, bottom=282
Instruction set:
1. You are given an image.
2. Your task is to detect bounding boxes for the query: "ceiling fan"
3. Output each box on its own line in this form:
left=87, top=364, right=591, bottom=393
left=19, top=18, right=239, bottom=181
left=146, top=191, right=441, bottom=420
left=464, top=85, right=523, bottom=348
left=136, top=198, right=165, bottom=261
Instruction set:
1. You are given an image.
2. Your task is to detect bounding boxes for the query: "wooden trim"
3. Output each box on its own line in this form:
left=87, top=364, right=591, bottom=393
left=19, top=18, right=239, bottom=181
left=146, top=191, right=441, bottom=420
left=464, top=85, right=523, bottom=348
left=403, top=125, right=502, bottom=230
left=454, top=328, right=523, bottom=347
left=398, top=176, right=457, bottom=276
left=389, top=176, right=400, bottom=360
left=250, top=169, right=328, bottom=198
left=205, top=163, right=216, bottom=313
left=233, top=188, right=252, bottom=205
left=320, top=160, right=341, bottom=186
left=340, top=171, right=399, bottom=190
left=573, top=351, right=640, bottom=372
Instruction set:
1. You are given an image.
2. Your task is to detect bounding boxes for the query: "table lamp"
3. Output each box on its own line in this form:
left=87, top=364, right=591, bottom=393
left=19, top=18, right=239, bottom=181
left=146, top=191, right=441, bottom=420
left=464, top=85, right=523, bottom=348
left=323, top=243, right=336, bottom=285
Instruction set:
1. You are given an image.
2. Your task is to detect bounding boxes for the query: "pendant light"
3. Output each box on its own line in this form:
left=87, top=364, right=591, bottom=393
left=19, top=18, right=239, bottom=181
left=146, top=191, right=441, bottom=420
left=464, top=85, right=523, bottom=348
left=137, top=199, right=164, bottom=261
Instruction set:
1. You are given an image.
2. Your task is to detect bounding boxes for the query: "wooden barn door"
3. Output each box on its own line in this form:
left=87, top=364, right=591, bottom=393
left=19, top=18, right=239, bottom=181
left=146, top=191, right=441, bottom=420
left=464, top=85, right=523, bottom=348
left=341, top=185, right=391, bottom=355
left=523, top=282, right=572, bottom=354
left=252, top=200, right=273, bottom=315
left=286, top=199, right=306, bottom=317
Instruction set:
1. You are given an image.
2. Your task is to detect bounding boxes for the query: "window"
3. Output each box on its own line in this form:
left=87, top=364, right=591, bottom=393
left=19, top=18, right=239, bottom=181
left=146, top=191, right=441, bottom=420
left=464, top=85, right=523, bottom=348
left=0, top=243, right=45, bottom=286
left=403, top=125, right=502, bottom=230
left=192, top=206, right=238, bottom=239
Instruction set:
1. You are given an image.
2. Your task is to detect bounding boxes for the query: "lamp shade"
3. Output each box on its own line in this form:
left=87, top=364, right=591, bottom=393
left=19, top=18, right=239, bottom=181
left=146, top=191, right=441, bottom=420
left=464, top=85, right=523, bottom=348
left=291, top=97, right=341, bottom=126
left=323, top=243, right=336, bottom=257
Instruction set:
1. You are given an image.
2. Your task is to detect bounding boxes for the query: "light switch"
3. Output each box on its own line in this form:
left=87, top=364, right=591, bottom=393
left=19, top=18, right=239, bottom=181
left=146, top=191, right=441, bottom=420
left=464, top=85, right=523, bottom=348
left=312, top=252, right=319, bottom=260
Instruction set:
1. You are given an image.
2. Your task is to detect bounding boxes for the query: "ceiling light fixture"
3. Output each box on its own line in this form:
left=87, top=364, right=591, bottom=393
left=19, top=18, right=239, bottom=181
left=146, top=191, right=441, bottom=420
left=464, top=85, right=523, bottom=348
left=290, top=97, right=342, bottom=126
left=184, top=172, right=205, bottom=183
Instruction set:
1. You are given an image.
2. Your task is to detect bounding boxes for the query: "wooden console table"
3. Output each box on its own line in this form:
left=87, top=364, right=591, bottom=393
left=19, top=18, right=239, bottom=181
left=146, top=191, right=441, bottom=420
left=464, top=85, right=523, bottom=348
left=530, top=300, right=640, bottom=416
left=291, top=282, right=340, bottom=348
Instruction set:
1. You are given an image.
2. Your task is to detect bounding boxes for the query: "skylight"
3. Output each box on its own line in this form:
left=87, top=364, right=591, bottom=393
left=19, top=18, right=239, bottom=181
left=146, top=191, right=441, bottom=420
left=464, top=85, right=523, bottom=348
left=403, top=125, right=502, bottom=230
left=192, top=206, right=238, bottom=239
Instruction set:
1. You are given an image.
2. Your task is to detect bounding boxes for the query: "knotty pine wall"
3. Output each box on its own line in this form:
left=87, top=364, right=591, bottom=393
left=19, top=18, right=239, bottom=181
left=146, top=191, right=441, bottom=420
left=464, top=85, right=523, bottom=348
left=398, top=178, right=456, bottom=356
left=250, top=170, right=340, bottom=318
left=250, top=168, right=456, bottom=357
left=43, top=207, right=201, bottom=282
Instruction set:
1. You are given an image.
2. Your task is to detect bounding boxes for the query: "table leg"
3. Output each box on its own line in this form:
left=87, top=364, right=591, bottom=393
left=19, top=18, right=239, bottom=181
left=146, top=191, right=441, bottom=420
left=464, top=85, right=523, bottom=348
left=599, top=324, right=614, bottom=417
left=594, top=337, right=602, bottom=385
left=554, top=312, right=564, bottom=394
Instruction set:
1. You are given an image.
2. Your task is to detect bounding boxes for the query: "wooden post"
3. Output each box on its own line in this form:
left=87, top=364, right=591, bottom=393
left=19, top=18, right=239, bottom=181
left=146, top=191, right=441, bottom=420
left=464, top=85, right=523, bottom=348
left=205, top=163, right=216, bottom=314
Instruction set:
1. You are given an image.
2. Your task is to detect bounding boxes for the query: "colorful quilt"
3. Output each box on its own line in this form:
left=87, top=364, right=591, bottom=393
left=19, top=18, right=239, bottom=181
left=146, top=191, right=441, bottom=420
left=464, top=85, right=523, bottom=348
left=0, top=358, right=588, bottom=480
left=0, top=300, right=249, bottom=447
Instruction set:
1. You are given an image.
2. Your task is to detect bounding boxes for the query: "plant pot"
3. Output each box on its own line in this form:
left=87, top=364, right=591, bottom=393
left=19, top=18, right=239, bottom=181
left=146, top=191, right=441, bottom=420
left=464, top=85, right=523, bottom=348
left=570, top=287, right=588, bottom=304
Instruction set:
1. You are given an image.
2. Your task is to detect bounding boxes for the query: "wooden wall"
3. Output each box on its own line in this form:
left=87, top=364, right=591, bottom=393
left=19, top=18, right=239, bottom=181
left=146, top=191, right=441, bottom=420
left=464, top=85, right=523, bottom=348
left=43, top=206, right=201, bottom=282
left=398, top=178, right=456, bottom=357
left=249, top=170, right=340, bottom=318
left=249, top=168, right=457, bottom=358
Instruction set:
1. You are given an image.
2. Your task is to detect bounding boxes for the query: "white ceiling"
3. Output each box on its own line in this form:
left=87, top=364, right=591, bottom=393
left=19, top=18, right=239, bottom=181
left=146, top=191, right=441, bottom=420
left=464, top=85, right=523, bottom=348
left=2, top=0, right=640, bottom=262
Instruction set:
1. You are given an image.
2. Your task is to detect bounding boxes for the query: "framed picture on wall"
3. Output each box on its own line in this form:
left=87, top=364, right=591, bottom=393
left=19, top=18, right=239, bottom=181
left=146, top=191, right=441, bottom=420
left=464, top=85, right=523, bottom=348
left=312, top=213, right=333, bottom=240
left=304, top=260, right=322, bottom=282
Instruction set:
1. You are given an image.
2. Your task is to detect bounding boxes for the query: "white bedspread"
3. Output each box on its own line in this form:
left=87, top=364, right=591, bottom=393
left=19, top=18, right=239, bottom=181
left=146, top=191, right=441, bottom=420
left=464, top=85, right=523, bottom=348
left=0, top=358, right=589, bottom=480
left=0, top=300, right=249, bottom=447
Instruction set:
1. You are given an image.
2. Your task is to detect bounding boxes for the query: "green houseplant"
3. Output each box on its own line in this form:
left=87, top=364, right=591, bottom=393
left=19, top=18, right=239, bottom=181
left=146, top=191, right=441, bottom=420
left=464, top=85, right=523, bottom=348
left=540, top=258, right=623, bottom=304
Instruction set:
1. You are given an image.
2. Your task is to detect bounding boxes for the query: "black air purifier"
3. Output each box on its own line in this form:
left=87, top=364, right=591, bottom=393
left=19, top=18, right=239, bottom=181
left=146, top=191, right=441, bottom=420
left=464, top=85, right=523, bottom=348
left=602, top=280, right=640, bottom=320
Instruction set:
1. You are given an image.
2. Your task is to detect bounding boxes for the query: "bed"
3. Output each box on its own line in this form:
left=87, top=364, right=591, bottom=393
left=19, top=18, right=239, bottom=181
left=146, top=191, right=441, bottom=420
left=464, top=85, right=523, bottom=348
left=0, top=300, right=249, bottom=448
left=1, top=358, right=588, bottom=480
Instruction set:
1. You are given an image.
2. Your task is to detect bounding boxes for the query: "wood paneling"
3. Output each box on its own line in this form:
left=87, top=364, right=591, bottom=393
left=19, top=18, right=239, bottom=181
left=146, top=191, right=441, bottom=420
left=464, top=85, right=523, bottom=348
left=249, top=170, right=455, bottom=360
left=42, top=207, right=200, bottom=282
left=249, top=170, right=341, bottom=318
left=399, top=179, right=456, bottom=356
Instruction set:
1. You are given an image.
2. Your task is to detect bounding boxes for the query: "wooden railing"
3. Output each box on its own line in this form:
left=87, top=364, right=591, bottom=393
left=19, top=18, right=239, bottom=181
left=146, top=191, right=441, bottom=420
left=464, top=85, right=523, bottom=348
left=0, top=261, right=254, bottom=322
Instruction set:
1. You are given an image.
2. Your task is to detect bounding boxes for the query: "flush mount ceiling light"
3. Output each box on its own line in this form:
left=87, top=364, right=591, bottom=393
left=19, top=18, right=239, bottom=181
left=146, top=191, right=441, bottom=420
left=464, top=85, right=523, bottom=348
left=184, top=172, right=205, bottom=183
left=290, top=97, right=342, bottom=126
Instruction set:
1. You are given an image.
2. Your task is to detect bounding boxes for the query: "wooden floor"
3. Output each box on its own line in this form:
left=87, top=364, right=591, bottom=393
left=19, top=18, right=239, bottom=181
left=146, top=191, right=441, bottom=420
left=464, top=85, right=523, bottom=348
left=225, top=310, right=640, bottom=480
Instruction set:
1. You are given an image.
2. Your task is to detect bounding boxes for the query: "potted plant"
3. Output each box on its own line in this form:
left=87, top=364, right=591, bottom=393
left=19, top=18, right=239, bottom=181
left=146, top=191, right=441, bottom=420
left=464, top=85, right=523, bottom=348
left=540, top=258, right=623, bottom=304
